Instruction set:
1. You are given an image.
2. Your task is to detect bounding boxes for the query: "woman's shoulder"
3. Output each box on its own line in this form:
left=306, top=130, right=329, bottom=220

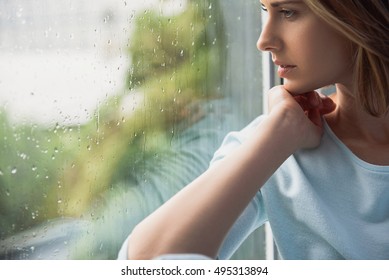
left=221, top=115, right=267, bottom=145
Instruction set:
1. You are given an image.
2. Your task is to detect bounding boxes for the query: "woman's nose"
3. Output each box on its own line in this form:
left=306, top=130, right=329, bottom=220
left=257, top=20, right=280, bottom=52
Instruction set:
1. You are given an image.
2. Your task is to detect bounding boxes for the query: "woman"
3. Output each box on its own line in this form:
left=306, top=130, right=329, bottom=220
left=120, top=0, right=389, bottom=259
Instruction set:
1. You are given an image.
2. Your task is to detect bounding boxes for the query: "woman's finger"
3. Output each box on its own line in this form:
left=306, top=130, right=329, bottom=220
left=319, top=97, right=336, bottom=114
left=308, top=108, right=322, bottom=127
left=307, top=91, right=321, bottom=107
left=303, top=91, right=336, bottom=115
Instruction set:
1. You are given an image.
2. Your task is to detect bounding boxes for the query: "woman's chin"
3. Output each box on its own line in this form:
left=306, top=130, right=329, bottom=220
left=283, top=81, right=318, bottom=96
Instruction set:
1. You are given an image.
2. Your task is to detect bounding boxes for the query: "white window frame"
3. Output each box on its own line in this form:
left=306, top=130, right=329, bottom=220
left=261, top=9, right=281, bottom=260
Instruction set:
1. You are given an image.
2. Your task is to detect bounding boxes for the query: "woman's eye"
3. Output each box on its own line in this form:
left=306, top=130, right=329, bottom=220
left=261, top=4, right=268, bottom=12
left=280, top=9, right=295, bottom=18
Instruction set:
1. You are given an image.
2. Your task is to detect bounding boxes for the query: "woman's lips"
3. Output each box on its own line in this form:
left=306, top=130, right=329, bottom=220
left=277, top=64, right=297, bottom=78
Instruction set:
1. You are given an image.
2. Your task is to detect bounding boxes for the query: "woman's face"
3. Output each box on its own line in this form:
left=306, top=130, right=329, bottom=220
left=258, top=0, right=353, bottom=94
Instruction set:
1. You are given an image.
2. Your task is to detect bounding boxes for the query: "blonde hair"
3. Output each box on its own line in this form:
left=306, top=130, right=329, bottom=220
left=304, top=0, right=389, bottom=117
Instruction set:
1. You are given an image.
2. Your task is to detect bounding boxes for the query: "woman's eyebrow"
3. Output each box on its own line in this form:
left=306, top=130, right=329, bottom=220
left=267, top=0, right=303, bottom=7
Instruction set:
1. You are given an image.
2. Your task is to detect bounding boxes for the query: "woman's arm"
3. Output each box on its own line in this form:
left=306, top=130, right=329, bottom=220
left=127, top=86, right=335, bottom=259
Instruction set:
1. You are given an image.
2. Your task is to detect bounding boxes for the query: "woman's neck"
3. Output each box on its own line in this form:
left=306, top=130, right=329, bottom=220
left=324, top=85, right=389, bottom=166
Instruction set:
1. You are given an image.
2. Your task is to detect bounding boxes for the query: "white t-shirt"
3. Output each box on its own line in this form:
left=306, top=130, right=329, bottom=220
left=216, top=116, right=389, bottom=259
left=117, top=116, right=389, bottom=260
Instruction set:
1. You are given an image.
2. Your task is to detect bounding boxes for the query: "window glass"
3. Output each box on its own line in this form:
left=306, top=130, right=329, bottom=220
left=0, top=0, right=264, bottom=259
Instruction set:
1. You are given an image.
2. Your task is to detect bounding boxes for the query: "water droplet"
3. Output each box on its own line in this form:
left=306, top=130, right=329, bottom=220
left=16, top=8, right=23, bottom=18
left=87, top=145, right=91, bottom=151
left=57, top=199, right=62, bottom=204
left=32, top=165, right=37, bottom=171
left=11, top=167, right=17, bottom=174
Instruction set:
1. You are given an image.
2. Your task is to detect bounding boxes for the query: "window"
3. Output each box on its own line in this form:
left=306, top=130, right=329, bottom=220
left=0, top=0, right=266, bottom=259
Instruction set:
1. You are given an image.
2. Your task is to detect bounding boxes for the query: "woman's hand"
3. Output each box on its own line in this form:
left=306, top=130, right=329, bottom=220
left=267, top=86, right=336, bottom=150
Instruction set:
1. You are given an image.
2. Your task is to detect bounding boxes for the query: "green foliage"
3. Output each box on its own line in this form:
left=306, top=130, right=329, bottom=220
left=128, top=0, right=225, bottom=96
left=0, top=0, right=225, bottom=244
left=0, top=110, right=63, bottom=237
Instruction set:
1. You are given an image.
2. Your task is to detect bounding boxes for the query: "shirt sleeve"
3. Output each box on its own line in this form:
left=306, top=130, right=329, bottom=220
left=217, top=192, right=267, bottom=259
left=210, top=115, right=268, bottom=259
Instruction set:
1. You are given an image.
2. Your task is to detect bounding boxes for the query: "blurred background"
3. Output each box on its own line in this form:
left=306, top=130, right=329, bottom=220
left=0, top=0, right=266, bottom=259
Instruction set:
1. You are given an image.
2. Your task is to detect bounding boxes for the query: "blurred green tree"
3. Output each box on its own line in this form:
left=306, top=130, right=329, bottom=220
left=0, top=0, right=225, bottom=241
